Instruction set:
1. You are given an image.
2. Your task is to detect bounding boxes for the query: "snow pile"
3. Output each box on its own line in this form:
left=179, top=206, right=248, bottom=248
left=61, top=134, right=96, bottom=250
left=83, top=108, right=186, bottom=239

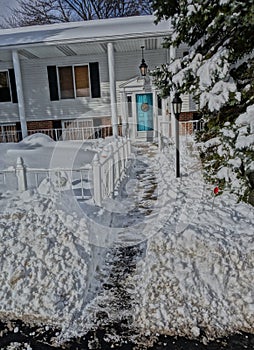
left=0, top=134, right=97, bottom=171
left=0, top=187, right=91, bottom=329
left=130, top=141, right=254, bottom=340
left=0, top=137, right=253, bottom=343
left=20, top=133, right=55, bottom=146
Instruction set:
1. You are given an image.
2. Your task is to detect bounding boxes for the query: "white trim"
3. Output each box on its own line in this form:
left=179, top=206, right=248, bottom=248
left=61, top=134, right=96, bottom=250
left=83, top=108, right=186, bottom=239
left=107, top=42, right=118, bottom=138
left=0, top=16, right=172, bottom=50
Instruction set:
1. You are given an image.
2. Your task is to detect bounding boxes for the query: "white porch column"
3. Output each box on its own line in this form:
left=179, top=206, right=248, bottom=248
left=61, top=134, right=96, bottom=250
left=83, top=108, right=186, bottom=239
left=169, top=45, right=176, bottom=139
left=120, top=91, right=128, bottom=137
left=153, top=90, right=158, bottom=140
left=161, top=98, right=169, bottom=138
left=12, top=50, right=28, bottom=139
left=107, top=42, right=118, bottom=138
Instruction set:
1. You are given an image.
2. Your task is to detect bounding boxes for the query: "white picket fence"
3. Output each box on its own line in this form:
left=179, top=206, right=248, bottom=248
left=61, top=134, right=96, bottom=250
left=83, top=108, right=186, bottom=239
left=0, top=137, right=132, bottom=207
left=92, top=137, right=131, bottom=206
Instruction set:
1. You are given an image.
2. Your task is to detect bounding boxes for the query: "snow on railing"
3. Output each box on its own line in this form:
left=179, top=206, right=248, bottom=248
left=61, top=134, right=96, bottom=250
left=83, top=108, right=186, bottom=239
left=0, top=137, right=132, bottom=206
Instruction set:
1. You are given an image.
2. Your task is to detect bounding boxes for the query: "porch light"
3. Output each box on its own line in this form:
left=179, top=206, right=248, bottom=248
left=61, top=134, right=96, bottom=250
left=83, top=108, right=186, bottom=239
left=172, top=92, right=182, bottom=178
left=139, top=46, right=148, bottom=76
left=172, top=92, right=182, bottom=117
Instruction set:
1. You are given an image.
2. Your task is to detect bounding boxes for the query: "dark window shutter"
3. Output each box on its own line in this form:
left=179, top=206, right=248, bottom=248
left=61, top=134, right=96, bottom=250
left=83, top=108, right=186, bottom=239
left=89, top=62, right=101, bottom=98
left=47, top=66, right=59, bottom=101
left=8, top=69, right=18, bottom=103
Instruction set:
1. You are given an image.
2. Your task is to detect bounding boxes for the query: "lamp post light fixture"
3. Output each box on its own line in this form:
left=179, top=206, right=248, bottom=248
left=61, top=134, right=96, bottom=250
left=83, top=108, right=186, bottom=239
left=139, top=46, right=148, bottom=77
left=172, top=92, right=182, bottom=178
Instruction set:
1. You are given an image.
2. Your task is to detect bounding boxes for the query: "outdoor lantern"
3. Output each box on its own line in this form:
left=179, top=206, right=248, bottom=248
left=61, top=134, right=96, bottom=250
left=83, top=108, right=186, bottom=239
left=172, top=92, right=182, bottom=118
left=172, top=92, right=182, bottom=178
left=139, top=46, right=148, bottom=76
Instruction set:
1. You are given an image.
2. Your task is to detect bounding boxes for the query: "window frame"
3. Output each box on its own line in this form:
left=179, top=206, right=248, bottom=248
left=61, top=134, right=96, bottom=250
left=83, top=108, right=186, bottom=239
left=56, top=64, right=91, bottom=100
left=0, top=70, right=12, bottom=103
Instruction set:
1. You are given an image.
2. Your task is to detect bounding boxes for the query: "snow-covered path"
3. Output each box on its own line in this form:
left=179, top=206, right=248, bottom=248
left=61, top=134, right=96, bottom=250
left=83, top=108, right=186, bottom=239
left=83, top=138, right=254, bottom=342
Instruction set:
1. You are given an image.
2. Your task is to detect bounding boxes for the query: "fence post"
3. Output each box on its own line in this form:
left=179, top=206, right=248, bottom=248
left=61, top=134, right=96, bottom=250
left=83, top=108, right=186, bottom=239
left=119, top=139, right=124, bottom=179
left=124, top=137, right=128, bottom=163
left=16, top=157, right=27, bottom=191
left=114, top=140, right=120, bottom=185
left=158, top=121, right=162, bottom=151
left=92, top=153, right=102, bottom=206
left=108, top=144, right=114, bottom=196
left=127, top=137, right=131, bottom=157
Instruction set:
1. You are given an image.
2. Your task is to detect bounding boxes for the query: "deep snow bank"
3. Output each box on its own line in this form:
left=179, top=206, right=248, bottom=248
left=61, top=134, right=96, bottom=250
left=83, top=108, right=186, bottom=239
left=132, top=142, right=254, bottom=339
left=0, top=183, right=91, bottom=330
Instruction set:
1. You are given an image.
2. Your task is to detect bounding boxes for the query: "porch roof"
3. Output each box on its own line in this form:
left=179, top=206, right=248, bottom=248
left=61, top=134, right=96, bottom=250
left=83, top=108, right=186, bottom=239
left=0, top=15, right=171, bottom=61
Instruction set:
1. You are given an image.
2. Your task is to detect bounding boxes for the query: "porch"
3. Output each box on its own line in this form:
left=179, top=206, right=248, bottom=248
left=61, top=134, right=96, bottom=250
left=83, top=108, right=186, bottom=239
left=0, top=119, right=203, bottom=143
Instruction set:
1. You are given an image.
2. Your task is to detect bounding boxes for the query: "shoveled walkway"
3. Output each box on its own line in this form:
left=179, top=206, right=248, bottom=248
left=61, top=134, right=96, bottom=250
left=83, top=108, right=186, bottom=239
left=78, top=142, right=161, bottom=247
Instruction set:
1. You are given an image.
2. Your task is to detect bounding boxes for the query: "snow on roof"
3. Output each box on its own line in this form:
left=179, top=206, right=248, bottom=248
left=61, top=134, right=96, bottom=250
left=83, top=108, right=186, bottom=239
left=0, top=15, right=171, bottom=49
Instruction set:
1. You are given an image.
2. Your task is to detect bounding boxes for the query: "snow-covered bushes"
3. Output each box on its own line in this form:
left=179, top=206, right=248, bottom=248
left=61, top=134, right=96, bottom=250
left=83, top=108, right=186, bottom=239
left=198, top=105, right=254, bottom=204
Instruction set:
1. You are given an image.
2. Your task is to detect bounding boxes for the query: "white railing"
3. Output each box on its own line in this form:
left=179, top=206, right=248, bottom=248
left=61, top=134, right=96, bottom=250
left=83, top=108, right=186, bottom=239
left=179, top=119, right=204, bottom=136
left=159, top=119, right=204, bottom=150
left=0, top=125, right=121, bottom=143
left=0, top=137, right=132, bottom=206
left=0, top=131, right=22, bottom=143
left=0, top=157, right=91, bottom=200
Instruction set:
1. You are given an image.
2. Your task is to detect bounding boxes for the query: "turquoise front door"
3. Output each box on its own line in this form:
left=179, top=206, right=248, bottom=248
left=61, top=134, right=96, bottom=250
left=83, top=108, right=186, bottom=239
left=136, top=93, right=153, bottom=131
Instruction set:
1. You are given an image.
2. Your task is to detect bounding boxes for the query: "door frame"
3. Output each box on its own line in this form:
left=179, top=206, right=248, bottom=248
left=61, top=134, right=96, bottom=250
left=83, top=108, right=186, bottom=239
left=119, top=76, right=160, bottom=141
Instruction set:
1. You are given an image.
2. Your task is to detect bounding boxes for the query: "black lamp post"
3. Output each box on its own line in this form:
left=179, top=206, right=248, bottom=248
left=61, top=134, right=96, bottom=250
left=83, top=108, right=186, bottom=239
left=139, top=46, right=148, bottom=77
left=172, top=92, right=182, bottom=178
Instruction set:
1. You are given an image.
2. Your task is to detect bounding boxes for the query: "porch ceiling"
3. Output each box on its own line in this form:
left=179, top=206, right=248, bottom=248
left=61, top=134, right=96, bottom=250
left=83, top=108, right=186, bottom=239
left=0, top=36, right=165, bottom=62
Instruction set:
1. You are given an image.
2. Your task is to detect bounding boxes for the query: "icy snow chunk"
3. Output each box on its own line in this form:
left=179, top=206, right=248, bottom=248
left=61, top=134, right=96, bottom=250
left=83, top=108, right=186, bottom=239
left=236, top=135, right=254, bottom=149
left=228, top=158, right=242, bottom=169
left=187, top=5, right=196, bottom=16
left=191, top=326, right=200, bottom=337
left=38, top=178, right=53, bottom=195
left=204, top=137, right=221, bottom=148
left=221, top=128, right=235, bottom=139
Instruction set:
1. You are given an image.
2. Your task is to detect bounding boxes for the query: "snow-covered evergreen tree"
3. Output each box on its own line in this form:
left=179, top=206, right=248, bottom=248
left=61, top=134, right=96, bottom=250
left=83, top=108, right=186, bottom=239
left=151, top=0, right=254, bottom=204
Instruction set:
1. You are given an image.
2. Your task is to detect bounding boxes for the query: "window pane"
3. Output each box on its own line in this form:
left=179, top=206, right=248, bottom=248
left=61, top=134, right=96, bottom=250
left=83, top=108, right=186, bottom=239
left=58, top=66, right=74, bottom=99
left=0, top=71, right=11, bottom=102
left=127, top=95, right=132, bottom=118
left=74, top=66, right=90, bottom=97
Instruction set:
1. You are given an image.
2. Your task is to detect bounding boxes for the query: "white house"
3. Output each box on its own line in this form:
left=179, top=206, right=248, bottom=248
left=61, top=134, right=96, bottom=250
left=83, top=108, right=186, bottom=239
left=0, top=15, right=196, bottom=142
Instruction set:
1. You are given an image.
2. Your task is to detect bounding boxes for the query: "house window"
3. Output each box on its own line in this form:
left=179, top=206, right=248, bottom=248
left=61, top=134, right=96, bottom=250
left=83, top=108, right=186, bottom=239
left=58, top=65, right=90, bottom=99
left=58, top=66, right=75, bottom=99
left=75, top=66, right=89, bottom=97
left=127, top=95, right=132, bottom=118
left=47, top=62, right=100, bottom=101
left=0, top=71, right=11, bottom=103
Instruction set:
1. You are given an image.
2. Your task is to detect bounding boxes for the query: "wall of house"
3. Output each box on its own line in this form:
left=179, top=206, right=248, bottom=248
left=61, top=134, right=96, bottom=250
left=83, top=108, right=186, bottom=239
left=0, top=47, right=195, bottom=127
